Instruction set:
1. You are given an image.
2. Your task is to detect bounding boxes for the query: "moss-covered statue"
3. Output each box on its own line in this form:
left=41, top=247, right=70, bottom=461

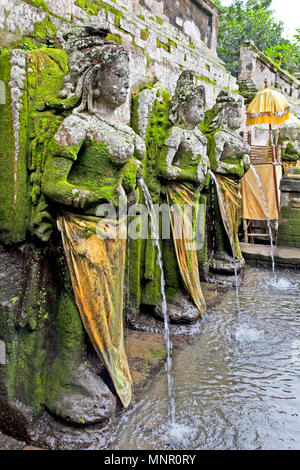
left=200, top=91, right=251, bottom=275
left=42, top=30, right=146, bottom=410
left=128, top=71, right=209, bottom=329
left=159, top=70, right=209, bottom=185
left=0, top=26, right=144, bottom=449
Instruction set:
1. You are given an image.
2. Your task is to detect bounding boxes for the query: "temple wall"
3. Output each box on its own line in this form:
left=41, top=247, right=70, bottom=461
left=0, top=0, right=238, bottom=123
left=238, top=40, right=300, bottom=105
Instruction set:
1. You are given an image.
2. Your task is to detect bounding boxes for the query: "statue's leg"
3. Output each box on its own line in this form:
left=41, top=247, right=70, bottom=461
left=45, top=244, right=116, bottom=425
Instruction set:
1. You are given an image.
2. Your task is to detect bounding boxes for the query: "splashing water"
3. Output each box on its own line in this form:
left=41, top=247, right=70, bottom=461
left=167, top=422, right=197, bottom=449
left=266, top=277, right=296, bottom=291
left=249, top=164, right=275, bottom=274
left=209, top=170, right=240, bottom=313
left=138, top=177, right=176, bottom=426
left=234, top=323, right=264, bottom=343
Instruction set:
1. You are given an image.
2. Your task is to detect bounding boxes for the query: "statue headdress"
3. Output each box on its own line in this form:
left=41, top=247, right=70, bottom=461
left=169, top=70, right=206, bottom=124
left=58, top=25, right=129, bottom=113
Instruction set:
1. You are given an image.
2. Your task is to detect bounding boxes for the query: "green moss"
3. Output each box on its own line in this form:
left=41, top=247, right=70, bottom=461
left=0, top=50, right=30, bottom=244
left=197, top=194, right=208, bottom=275
left=6, top=37, right=39, bottom=52
left=138, top=14, right=145, bottom=21
left=26, top=48, right=69, bottom=241
left=156, top=38, right=171, bottom=53
left=281, top=140, right=299, bottom=161
left=33, top=15, right=57, bottom=40
left=74, top=0, right=125, bottom=19
left=163, top=238, right=181, bottom=302
left=140, top=28, right=150, bottom=41
left=156, top=17, right=163, bottom=25
left=168, top=38, right=177, bottom=48
left=278, top=203, right=300, bottom=247
left=23, top=0, right=49, bottom=11
left=6, top=333, right=46, bottom=413
left=131, top=36, right=145, bottom=54
left=199, top=108, right=220, bottom=171
left=142, top=89, right=174, bottom=305
left=220, top=157, right=244, bottom=177
left=58, top=291, right=85, bottom=362
left=106, top=32, right=123, bottom=44
left=195, top=74, right=216, bottom=86
left=189, top=43, right=195, bottom=49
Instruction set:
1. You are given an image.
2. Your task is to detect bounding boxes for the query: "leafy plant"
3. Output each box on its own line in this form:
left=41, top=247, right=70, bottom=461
left=217, top=0, right=299, bottom=76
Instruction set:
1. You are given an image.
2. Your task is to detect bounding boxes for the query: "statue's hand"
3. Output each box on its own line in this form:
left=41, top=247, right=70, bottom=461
left=72, top=188, right=93, bottom=208
left=164, top=165, right=182, bottom=180
left=120, top=158, right=143, bottom=194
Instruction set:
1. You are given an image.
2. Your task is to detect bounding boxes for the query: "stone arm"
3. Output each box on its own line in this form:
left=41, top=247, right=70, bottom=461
left=42, top=118, right=100, bottom=208
left=213, top=131, right=227, bottom=164
left=214, top=131, right=250, bottom=176
left=42, top=117, right=143, bottom=209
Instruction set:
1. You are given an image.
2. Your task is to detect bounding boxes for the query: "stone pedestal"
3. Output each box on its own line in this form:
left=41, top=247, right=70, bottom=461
left=278, top=168, right=300, bottom=248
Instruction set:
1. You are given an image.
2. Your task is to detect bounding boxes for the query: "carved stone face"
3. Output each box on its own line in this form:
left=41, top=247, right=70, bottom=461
left=93, top=54, right=130, bottom=108
left=179, top=95, right=205, bottom=128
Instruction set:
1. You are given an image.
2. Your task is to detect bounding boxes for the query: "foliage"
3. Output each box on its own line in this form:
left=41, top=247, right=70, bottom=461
left=264, top=42, right=300, bottom=74
left=217, top=0, right=299, bottom=76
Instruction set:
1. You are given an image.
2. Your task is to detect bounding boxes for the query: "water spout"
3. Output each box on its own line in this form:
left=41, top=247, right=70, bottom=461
left=138, top=177, right=176, bottom=426
left=209, top=170, right=241, bottom=313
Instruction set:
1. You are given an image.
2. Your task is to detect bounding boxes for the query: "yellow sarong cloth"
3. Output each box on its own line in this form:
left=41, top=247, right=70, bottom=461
left=58, top=211, right=132, bottom=408
left=241, top=164, right=282, bottom=220
left=215, top=175, right=243, bottom=260
left=166, top=183, right=206, bottom=317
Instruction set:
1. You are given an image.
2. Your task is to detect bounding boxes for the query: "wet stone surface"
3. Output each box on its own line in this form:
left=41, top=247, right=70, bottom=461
left=0, top=430, right=25, bottom=450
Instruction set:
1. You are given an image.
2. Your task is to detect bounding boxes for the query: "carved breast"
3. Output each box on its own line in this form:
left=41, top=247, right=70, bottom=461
left=181, top=129, right=206, bottom=159
left=89, top=115, right=135, bottom=164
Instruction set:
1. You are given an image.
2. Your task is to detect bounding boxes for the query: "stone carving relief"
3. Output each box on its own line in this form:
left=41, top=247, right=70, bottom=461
left=209, top=91, right=250, bottom=176
left=159, top=70, right=209, bottom=186
left=42, top=27, right=144, bottom=210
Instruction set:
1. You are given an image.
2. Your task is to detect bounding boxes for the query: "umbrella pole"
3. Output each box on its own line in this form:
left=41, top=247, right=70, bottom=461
left=269, top=123, right=280, bottom=216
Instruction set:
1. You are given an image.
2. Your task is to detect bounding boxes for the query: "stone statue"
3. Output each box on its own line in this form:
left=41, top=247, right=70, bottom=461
left=127, top=71, right=209, bottom=328
left=41, top=28, right=146, bottom=412
left=212, top=91, right=250, bottom=175
left=0, top=27, right=145, bottom=449
left=159, top=70, right=209, bottom=186
left=200, top=91, right=251, bottom=275
left=43, top=28, right=144, bottom=210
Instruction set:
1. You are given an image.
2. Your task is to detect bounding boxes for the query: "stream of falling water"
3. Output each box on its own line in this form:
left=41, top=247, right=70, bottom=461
left=138, top=177, right=176, bottom=428
left=249, top=164, right=275, bottom=274
left=209, top=171, right=240, bottom=313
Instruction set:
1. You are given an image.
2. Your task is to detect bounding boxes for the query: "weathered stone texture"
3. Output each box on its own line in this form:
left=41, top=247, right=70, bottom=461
left=238, top=40, right=300, bottom=107
left=278, top=169, right=300, bottom=248
left=0, top=0, right=237, bottom=122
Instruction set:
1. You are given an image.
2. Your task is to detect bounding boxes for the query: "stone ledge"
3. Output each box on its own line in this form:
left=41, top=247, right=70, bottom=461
left=240, top=242, right=300, bottom=269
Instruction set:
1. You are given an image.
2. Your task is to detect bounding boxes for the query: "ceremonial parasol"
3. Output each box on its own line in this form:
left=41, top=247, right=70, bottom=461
left=246, top=79, right=290, bottom=211
left=246, top=79, right=290, bottom=126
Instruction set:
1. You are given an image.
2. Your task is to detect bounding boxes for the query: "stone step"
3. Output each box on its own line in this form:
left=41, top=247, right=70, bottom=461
left=240, top=242, right=300, bottom=269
